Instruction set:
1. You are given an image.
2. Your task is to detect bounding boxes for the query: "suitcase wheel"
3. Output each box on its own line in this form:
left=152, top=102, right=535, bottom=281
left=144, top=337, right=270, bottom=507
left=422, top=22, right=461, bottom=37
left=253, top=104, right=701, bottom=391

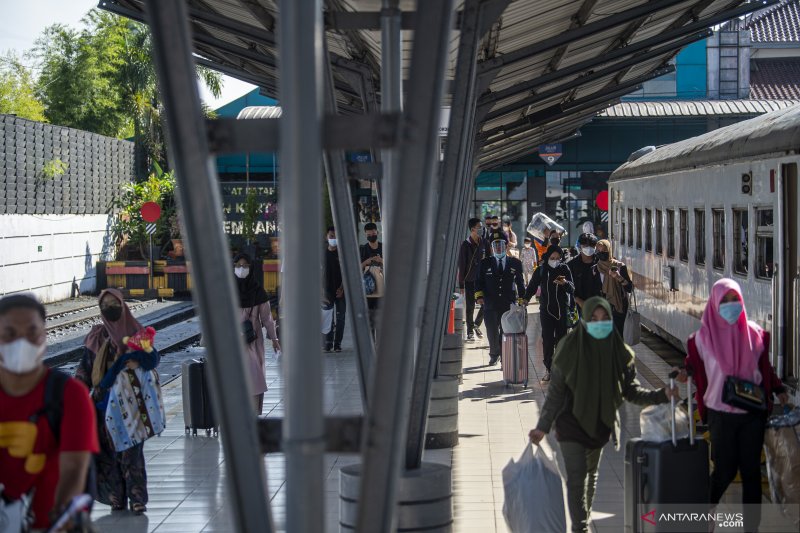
left=206, top=429, right=212, bottom=436
left=192, top=428, right=198, bottom=436
left=185, top=427, right=190, bottom=435
left=523, top=381, right=528, bottom=388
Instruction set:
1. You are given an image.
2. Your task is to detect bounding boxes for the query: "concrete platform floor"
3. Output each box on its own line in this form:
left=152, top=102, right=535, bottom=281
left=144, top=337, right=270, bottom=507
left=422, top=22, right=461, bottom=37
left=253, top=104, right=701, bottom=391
left=96, top=308, right=753, bottom=532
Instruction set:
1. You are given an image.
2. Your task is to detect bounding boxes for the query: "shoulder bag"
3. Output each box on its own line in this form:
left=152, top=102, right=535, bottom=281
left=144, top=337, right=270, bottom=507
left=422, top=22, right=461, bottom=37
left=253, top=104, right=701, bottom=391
left=623, top=288, right=641, bottom=346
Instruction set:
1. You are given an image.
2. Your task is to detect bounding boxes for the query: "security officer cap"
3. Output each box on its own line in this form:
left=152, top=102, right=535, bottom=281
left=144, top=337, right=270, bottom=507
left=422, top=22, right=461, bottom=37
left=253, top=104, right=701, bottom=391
left=490, top=231, right=508, bottom=244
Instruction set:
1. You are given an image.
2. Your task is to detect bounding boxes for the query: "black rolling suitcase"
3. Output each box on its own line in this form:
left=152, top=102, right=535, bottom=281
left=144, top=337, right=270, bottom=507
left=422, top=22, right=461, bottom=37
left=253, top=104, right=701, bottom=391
left=624, top=371, right=709, bottom=532
left=182, top=358, right=218, bottom=436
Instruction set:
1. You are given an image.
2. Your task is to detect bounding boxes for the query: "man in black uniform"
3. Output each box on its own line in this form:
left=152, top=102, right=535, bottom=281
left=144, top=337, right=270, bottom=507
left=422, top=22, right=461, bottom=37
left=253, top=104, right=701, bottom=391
left=566, top=232, right=603, bottom=314
left=475, top=232, right=526, bottom=366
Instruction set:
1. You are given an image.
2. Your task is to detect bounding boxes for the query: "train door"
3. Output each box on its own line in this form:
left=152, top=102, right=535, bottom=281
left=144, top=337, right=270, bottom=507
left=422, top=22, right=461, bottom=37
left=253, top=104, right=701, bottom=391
left=782, top=162, right=798, bottom=383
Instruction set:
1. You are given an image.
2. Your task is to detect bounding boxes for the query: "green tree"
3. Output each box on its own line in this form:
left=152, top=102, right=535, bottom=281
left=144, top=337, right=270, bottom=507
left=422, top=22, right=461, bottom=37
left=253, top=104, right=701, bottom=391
left=0, top=52, right=46, bottom=121
left=33, top=9, right=223, bottom=177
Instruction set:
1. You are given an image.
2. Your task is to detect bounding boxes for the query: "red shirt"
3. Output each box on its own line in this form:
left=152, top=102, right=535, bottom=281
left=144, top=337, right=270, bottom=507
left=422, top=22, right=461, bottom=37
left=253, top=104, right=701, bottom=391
left=0, top=369, right=99, bottom=528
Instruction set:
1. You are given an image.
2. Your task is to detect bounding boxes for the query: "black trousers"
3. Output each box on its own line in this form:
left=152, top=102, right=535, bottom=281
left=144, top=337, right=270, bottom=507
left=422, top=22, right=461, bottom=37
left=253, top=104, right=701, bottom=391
left=707, top=408, right=767, bottom=533
left=324, top=297, right=346, bottom=348
left=540, top=311, right=567, bottom=371
left=464, top=281, right=484, bottom=334
left=484, top=303, right=510, bottom=359
left=612, top=309, right=626, bottom=338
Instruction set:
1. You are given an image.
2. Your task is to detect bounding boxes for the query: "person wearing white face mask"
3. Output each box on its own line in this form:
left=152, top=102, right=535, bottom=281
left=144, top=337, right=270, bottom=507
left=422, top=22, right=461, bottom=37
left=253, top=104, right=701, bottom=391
left=233, top=253, right=280, bottom=414
left=567, top=233, right=603, bottom=314
left=524, top=245, right=575, bottom=381
left=530, top=297, right=678, bottom=533
left=0, top=294, right=99, bottom=530
left=323, top=226, right=346, bottom=352
left=475, top=232, right=526, bottom=366
left=675, top=278, right=788, bottom=533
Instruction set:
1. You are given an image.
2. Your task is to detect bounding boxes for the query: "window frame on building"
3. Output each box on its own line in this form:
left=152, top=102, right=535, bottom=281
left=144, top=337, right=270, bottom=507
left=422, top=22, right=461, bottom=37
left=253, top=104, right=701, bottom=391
left=732, top=207, right=749, bottom=276
left=755, top=207, right=774, bottom=280
left=655, top=208, right=663, bottom=256
left=620, top=207, right=626, bottom=247
left=679, top=208, right=688, bottom=262
left=695, top=208, right=706, bottom=266
left=636, top=208, right=642, bottom=250
left=712, top=207, right=725, bottom=270
left=666, top=208, right=675, bottom=259
left=628, top=208, right=634, bottom=247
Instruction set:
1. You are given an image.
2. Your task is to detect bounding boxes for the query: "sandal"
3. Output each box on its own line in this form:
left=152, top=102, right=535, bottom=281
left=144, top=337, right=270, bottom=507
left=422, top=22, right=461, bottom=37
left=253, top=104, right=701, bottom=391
left=131, top=503, right=147, bottom=515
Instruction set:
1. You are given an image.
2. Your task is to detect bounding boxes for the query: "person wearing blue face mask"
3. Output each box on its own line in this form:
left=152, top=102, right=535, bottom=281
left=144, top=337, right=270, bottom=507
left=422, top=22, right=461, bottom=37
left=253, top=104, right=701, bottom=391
left=475, top=232, right=526, bottom=366
left=675, top=278, right=788, bottom=533
left=530, top=296, right=678, bottom=533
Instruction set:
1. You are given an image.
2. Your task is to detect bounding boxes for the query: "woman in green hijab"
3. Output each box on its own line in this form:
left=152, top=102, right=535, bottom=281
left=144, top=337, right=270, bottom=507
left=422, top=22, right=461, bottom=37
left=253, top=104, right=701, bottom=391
left=529, top=296, right=679, bottom=533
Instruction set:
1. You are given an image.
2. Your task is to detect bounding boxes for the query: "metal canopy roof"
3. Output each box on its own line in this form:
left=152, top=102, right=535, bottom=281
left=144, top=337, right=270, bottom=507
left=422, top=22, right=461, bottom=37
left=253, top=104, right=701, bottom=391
left=101, top=0, right=766, bottom=169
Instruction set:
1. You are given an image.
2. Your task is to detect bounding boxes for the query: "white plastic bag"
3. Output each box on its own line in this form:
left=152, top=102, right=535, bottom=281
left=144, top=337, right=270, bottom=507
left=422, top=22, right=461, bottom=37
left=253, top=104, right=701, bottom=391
left=640, top=403, right=690, bottom=442
left=321, top=304, right=334, bottom=334
left=501, top=304, right=527, bottom=334
left=503, top=444, right=567, bottom=533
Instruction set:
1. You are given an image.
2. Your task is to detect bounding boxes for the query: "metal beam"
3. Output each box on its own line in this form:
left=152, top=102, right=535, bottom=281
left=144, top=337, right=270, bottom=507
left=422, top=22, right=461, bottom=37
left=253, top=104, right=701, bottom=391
left=480, top=65, right=673, bottom=141
left=279, top=2, right=326, bottom=533
left=205, top=113, right=401, bottom=153
left=475, top=0, right=770, bottom=108
left=482, top=33, right=702, bottom=123
left=325, top=10, right=418, bottom=30
left=480, top=30, right=713, bottom=120
left=477, top=0, right=689, bottom=76
left=381, top=0, right=402, bottom=268
left=405, top=0, right=489, bottom=471
left=322, top=38, right=375, bottom=409
left=356, top=0, right=456, bottom=530
left=544, top=0, right=600, bottom=80
left=143, top=1, right=273, bottom=532
left=478, top=0, right=512, bottom=36
left=258, top=416, right=363, bottom=454
left=239, top=0, right=277, bottom=31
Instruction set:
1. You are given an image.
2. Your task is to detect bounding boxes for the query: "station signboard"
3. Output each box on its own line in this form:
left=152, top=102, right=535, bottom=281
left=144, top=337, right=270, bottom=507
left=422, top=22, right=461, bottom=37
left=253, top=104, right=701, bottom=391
left=538, top=144, right=562, bottom=166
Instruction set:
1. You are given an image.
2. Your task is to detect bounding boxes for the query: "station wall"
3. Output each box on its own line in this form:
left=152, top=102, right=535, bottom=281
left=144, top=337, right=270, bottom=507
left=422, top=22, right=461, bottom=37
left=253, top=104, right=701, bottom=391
left=0, top=214, right=115, bottom=303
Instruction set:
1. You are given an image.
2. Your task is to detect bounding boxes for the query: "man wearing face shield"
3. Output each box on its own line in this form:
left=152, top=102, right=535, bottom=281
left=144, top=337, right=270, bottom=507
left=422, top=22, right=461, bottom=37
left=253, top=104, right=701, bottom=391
left=475, top=232, right=526, bottom=366
left=567, top=233, right=603, bottom=313
left=0, top=294, right=99, bottom=530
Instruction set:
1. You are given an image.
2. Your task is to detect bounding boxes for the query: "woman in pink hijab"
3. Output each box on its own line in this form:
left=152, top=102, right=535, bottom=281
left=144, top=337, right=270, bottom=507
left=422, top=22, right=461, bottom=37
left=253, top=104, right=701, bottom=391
left=676, top=278, right=788, bottom=532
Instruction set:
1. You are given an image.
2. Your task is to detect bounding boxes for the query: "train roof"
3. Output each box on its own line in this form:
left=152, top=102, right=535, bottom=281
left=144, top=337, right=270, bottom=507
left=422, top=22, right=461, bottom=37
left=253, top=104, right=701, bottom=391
left=611, top=102, right=800, bottom=180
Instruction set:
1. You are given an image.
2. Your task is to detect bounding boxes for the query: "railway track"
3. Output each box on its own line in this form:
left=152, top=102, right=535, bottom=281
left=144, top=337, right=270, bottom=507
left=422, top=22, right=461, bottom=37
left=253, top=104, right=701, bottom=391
left=46, top=300, right=157, bottom=338
left=45, top=301, right=198, bottom=369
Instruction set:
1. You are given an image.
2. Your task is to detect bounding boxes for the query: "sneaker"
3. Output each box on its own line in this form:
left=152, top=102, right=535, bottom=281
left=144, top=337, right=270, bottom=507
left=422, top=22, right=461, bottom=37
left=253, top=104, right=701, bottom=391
left=323, top=345, right=333, bottom=353
left=542, top=371, right=551, bottom=382
left=474, top=329, right=484, bottom=339
left=466, top=333, right=475, bottom=342
left=333, top=345, right=342, bottom=352
left=488, top=355, right=500, bottom=366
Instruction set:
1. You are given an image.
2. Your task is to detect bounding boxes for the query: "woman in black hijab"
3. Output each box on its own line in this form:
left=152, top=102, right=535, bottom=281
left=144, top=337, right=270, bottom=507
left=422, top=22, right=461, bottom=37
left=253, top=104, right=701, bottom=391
left=524, top=245, right=574, bottom=381
left=233, top=253, right=280, bottom=413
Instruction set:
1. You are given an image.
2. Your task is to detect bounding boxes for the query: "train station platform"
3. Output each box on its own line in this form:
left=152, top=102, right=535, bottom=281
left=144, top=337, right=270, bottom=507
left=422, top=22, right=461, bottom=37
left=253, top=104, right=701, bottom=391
left=93, top=309, right=749, bottom=533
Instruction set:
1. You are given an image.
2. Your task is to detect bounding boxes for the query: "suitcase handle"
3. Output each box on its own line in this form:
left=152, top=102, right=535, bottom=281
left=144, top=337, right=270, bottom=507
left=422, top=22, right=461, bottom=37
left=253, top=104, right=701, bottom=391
left=668, top=369, right=696, bottom=447
left=669, top=370, right=678, bottom=447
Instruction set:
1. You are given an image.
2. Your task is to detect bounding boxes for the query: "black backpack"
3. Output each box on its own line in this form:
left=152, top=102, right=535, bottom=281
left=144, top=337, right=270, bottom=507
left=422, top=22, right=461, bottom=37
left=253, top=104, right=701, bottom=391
left=29, top=370, right=98, bottom=502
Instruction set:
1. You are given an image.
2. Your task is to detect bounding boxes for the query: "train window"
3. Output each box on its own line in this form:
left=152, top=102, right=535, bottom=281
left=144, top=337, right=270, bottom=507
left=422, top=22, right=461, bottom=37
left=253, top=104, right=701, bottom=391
left=679, top=209, right=688, bottom=262
left=655, top=209, right=663, bottom=255
left=755, top=208, right=774, bottom=279
left=620, top=209, right=626, bottom=246
left=645, top=209, right=653, bottom=252
left=636, top=208, right=642, bottom=249
left=712, top=208, right=725, bottom=270
left=667, top=209, right=675, bottom=258
left=733, top=208, right=749, bottom=275
left=695, top=208, right=706, bottom=265
left=628, top=208, right=634, bottom=247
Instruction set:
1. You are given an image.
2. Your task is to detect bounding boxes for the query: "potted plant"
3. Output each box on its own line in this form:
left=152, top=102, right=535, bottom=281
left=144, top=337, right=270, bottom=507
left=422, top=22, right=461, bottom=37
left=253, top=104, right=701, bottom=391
left=108, top=163, right=176, bottom=260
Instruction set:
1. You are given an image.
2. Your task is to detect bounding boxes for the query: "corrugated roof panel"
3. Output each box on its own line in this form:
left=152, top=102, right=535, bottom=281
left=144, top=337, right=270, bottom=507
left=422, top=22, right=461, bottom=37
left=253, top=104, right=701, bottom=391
left=598, top=99, right=800, bottom=117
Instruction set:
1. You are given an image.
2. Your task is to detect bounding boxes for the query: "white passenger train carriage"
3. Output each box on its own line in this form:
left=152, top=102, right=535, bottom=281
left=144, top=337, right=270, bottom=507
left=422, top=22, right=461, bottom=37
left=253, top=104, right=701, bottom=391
left=608, top=103, right=800, bottom=385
